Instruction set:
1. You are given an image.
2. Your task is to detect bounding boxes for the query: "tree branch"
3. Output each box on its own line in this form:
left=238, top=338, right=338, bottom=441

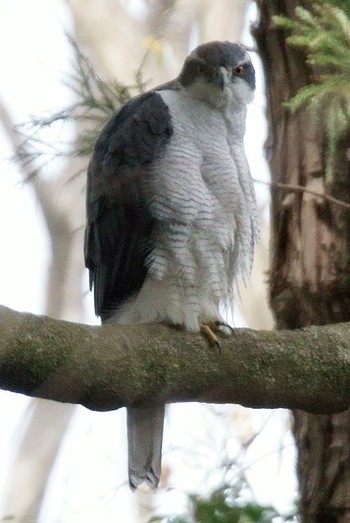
left=255, top=177, right=350, bottom=210
left=1, top=304, right=349, bottom=414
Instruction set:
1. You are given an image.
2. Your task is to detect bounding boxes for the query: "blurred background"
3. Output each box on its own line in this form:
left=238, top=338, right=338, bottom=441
left=0, top=1, right=297, bottom=521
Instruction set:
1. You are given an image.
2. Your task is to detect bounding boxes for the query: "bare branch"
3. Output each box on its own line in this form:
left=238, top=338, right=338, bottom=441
left=255, top=178, right=350, bottom=210
left=0, top=305, right=350, bottom=414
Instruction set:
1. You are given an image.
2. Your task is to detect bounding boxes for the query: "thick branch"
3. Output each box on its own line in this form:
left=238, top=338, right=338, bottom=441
left=0, top=305, right=349, bottom=414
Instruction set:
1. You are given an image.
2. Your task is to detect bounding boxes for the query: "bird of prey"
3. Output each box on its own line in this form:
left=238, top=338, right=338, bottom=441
left=85, top=40, right=258, bottom=489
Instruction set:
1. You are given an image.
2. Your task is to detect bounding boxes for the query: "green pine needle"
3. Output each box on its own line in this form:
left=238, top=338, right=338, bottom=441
left=14, top=35, right=147, bottom=178
left=274, top=2, right=350, bottom=181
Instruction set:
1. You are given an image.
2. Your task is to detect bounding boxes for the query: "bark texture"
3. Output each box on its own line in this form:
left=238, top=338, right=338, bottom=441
left=255, top=1, right=350, bottom=521
left=1, top=305, right=350, bottom=414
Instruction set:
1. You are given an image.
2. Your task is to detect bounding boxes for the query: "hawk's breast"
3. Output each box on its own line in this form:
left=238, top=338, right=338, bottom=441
left=114, top=88, right=258, bottom=330
left=150, top=89, right=257, bottom=278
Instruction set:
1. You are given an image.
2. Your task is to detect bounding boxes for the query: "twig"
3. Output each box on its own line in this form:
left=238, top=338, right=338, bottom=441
left=254, top=178, right=350, bottom=210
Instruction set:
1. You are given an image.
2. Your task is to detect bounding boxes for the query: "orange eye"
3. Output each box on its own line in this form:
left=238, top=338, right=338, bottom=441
left=235, top=65, right=245, bottom=76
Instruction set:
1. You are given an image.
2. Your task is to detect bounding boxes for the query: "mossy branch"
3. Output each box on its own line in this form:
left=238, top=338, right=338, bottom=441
left=1, top=305, right=350, bottom=414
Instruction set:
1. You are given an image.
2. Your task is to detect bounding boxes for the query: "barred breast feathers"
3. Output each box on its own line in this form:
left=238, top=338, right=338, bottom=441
left=114, top=88, right=258, bottom=331
left=153, top=89, right=258, bottom=289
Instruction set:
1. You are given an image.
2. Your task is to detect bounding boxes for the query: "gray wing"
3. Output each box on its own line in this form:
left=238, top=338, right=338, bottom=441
left=84, top=91, right=173, bottom=320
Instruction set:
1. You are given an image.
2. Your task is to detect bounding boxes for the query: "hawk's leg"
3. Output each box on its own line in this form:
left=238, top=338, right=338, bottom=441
left=200, top=320, right=234, bottom=348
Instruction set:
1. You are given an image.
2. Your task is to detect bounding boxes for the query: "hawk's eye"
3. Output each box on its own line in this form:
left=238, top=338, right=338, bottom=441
left=197, top=65, right=206, bottom=74
left=235, top=65, right=245, bottom=76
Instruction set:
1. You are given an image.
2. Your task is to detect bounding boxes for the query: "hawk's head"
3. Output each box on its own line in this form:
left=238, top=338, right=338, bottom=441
left=178, top=41, right=255, bottom=107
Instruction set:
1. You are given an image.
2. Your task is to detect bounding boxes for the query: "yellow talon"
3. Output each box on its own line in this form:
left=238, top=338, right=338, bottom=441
left=200, top=322, right=221, bottom=348
left=200, top=321, right=235, bottom=349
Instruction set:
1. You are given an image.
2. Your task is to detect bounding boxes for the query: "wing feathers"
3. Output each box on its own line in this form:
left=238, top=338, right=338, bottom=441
left=85, top=91, right=173, bottom=317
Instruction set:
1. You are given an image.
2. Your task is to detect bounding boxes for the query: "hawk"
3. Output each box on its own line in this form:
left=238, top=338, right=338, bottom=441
left=85, top=41, right=258, bottom=489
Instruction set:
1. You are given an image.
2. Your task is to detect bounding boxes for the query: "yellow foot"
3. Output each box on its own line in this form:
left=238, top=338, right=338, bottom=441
left=200, top=321, right=235, bottom=349
left=200, top=322, right=220, bottom=348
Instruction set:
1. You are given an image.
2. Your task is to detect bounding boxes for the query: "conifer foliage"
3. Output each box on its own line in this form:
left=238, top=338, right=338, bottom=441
left=274, top=1, right=350, bottom=179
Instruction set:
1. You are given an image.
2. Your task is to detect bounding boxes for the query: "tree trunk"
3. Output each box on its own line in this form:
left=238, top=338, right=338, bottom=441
left=0, top=170, right=85, bottom=523
left=255, top=1, right=350, bottom=521
left=0, top=97, right=84, bottom=523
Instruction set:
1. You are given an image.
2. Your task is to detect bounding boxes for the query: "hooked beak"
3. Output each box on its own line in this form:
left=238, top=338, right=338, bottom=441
left=218, top=66, right=232, bottom=91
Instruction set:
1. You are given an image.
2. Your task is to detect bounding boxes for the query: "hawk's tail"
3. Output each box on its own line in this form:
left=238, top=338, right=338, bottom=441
left=127, top=405, right=165, bottom=489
